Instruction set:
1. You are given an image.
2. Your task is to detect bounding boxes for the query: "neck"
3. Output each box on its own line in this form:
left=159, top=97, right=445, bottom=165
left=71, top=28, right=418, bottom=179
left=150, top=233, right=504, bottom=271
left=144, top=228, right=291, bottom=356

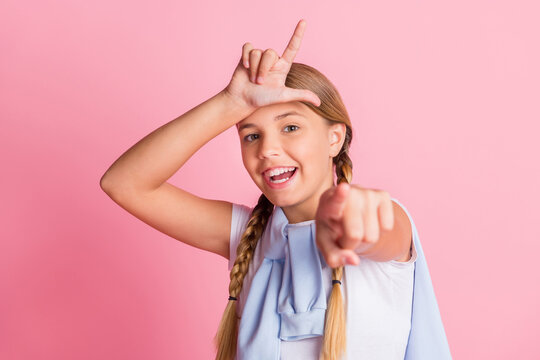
left=281, top=201, right=318, bottom=224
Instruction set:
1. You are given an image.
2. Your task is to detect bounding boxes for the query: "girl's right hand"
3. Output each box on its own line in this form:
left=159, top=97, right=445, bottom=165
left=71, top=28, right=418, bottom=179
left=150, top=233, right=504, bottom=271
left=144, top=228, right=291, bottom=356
left=223, top=19, right=321, bottom=113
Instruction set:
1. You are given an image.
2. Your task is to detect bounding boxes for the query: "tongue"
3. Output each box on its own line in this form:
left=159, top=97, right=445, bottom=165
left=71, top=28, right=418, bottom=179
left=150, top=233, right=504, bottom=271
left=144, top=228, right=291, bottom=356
left=272, top=169, right=295, bottom=180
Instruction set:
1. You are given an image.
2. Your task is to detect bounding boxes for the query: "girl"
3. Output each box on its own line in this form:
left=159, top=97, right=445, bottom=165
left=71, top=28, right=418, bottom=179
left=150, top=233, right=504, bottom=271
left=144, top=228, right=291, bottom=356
left=101, top=19, right=451, bottom=360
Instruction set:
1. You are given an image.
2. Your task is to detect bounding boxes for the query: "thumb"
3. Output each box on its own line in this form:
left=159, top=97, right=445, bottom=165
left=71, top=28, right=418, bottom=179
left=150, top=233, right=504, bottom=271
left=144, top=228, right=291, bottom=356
left=281, top=87, right=321, bottom=107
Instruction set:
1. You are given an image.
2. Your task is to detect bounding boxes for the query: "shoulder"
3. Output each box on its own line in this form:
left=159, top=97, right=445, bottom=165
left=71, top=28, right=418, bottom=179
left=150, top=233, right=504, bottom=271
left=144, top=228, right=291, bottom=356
left=228, top=203, right=254, bottom=270
left=390, top=197, right=415, bottom=263
left=231, top=203, right=253, bottom=232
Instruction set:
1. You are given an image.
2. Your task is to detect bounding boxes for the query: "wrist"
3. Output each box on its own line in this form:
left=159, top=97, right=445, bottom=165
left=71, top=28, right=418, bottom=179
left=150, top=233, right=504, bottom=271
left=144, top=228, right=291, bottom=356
left=219, top=87, right=256, bottom=118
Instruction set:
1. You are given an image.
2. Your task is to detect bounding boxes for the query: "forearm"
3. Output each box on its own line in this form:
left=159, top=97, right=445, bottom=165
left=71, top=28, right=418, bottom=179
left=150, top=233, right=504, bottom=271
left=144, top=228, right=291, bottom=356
left=100, top=89, right=254, bottom=194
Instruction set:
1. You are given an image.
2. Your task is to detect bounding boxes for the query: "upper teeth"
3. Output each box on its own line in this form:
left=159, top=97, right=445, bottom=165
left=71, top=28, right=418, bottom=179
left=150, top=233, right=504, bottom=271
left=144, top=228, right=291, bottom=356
left=266, top=167, right=295, bottom=177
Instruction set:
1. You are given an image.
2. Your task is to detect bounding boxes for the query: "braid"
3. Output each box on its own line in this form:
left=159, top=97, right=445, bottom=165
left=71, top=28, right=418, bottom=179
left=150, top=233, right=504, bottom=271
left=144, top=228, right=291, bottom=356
left=320, top=126, right=353, bottom=360
left=334, top=152, right=353, bottom=185
left=334, top=126, right=353, bottom=185
left=214, top=194, right=274, bottom=360
left=228, top=195, right=273, bottom=300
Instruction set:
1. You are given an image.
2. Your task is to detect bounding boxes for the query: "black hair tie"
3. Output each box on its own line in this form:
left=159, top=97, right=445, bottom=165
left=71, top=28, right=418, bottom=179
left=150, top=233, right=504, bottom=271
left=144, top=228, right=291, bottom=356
left=228, top=296, right=238, bottom=301
left=332, top=280, right=342, bottom=285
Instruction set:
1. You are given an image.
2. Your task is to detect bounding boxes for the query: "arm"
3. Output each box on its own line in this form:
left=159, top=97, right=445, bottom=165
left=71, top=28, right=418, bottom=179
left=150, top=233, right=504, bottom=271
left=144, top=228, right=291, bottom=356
left=101, top=20, right=321, bottom=259
left=100, top=90, right=253, bottom=194
left=316, top=184, right=413, bottom=268
left=100, top=89, right=254, bottom=259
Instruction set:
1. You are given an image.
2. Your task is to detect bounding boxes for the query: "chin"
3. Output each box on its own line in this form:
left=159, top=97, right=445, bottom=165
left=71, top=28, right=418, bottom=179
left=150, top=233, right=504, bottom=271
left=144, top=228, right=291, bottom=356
left=265, top=193, right=303, bottom=209
left=259, top=193, right=287, bottom=207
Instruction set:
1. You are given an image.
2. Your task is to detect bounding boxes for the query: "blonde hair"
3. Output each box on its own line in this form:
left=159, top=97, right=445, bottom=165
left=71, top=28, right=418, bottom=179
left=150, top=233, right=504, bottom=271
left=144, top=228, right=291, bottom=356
left=214, top=62, right=354, bottom=360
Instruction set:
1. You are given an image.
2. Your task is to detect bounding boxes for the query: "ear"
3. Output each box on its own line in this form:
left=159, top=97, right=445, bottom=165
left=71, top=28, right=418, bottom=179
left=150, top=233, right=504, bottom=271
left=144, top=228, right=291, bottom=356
left=328, top=123, right=346, bottom=157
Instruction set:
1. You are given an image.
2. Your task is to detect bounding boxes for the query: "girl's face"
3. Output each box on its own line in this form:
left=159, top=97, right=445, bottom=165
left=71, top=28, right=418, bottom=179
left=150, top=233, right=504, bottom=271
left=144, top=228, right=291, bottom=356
left=237, top=101, right=346, bottom=222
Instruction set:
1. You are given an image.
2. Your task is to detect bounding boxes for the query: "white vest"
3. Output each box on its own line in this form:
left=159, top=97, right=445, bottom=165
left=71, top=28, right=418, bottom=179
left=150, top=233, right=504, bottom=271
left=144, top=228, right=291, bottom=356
left=229, top=202, right=417, bottom=359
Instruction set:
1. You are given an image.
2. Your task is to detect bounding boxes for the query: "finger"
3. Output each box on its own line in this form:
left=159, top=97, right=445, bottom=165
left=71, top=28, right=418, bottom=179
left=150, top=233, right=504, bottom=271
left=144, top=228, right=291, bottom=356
left=379, top=193, right=395, bottom=231
left=321, top=182, right=350, bottom=221
left=316, top=209, right=345, bottom=243
left=341, top=195, right=365, bottom=249
left=281, top=19, right=306, bottom=64
left=280, top=87, right=322, bottom=107
left=362, top=192, right=380, bottom=243
left=317, top=228, right=360, bottom=268
left=256, top=49, right=279, bottom=84
left=249, top=49, right=262, bottom=83
left=242, top=42, right=254, bottom=69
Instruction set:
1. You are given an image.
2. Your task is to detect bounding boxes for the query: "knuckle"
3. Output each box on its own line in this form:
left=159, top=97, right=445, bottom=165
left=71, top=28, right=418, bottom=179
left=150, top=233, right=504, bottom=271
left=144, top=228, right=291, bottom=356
left=354, top=191, right=366, bottom=205
left=365, top=189, right=377, bottom=202
left=347, top=231, right=362, bottom=243
left=376, top=190, right=391, bottom=204
left=365, top=233, right=378, bottom=243
left=264, top=48, right=277, bottom=57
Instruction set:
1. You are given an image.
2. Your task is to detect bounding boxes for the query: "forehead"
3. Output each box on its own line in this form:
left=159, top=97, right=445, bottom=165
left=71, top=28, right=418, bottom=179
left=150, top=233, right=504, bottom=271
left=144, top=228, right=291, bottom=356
left=236, top=102, right=316, bottom=131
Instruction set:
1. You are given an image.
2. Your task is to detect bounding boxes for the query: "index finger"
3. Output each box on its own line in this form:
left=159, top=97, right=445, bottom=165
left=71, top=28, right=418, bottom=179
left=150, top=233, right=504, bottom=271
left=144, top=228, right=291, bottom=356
left=281, top=19, right=307, bottom=64
left=318, top=183, right=350, bottom=222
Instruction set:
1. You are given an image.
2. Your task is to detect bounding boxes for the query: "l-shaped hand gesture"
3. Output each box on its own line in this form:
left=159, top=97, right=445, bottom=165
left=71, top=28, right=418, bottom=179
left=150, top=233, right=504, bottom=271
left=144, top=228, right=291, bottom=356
left=224, top=19, right=321, bottom=112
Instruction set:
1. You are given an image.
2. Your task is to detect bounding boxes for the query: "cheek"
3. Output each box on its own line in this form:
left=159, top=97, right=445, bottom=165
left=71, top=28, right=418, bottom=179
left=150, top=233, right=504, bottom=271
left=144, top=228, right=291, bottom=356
left=240, top=147, right=258, bottom=174
left=299, top=134, right=329, bottom=158
left=292, top=137, right=330, bottom=170
left=239, top=147, right=249, bottom=168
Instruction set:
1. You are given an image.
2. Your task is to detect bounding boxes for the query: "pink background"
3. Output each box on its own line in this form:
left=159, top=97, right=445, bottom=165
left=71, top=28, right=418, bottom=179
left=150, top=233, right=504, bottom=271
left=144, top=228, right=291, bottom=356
left=2, top=0, right=539, bottom=359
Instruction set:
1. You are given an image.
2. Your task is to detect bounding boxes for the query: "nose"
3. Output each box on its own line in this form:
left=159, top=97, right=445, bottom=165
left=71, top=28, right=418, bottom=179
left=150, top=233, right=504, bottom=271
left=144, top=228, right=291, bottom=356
left=257, top=134, right=281, bottom=159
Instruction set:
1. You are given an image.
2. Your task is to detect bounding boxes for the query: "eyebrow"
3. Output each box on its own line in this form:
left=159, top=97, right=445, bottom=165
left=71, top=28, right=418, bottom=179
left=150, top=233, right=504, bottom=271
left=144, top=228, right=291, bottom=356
left=237, top=111, right=305, bottom=132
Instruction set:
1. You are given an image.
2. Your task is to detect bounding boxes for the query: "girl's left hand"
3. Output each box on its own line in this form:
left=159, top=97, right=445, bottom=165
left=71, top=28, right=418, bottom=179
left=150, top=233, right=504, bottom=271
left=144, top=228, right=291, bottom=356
left=315, top=183, right=395, bottom=268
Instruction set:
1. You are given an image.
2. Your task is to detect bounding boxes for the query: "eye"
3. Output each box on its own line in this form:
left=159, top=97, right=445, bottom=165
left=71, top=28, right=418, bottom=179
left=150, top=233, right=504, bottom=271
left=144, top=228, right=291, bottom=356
left=284, top=125, right=299, bottom=132
left=244, top=133, right=259, bottom=142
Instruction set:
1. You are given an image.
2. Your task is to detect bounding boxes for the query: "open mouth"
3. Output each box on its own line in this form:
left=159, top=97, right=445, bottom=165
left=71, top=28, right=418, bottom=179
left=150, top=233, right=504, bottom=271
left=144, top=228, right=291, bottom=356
left=263, top=167, right=298, bottom=189
left=269, top=167, right=297, bottom=184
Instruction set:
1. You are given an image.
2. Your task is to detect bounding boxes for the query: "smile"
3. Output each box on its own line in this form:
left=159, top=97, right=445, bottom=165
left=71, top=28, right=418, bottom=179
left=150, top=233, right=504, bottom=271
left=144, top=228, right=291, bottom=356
left=263, top=167, right=297, bottom=189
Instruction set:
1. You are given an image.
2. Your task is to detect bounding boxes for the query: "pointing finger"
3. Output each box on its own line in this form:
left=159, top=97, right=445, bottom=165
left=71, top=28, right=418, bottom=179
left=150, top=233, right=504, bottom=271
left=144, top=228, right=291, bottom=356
left=325, top=182, right=350, bottom=221
left=316, top=220, right=360, bottom=268
left=317, top=229, right=360, bottom=268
